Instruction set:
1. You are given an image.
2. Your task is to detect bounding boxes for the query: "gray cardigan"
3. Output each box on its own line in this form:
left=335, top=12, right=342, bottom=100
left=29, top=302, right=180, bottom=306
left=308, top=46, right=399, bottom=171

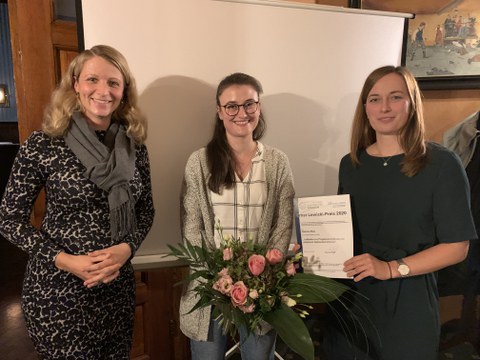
left=179, top=145, right=295, bottom=341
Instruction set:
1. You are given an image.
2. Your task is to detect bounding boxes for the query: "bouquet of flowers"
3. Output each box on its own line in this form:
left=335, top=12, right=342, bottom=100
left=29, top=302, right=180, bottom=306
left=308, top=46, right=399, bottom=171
left=168, top=222, right=350, bottom=360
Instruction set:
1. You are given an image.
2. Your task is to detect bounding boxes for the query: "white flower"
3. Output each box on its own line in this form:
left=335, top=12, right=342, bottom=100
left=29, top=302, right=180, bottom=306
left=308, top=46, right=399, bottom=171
left=249, top=289, right=259, bottom=299
left=281, top=295, right=297, bottom=307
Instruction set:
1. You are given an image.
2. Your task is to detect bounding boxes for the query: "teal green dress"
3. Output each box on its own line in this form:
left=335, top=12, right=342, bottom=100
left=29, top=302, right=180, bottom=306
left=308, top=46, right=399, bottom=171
left=325, top=142, right=477, bottom=360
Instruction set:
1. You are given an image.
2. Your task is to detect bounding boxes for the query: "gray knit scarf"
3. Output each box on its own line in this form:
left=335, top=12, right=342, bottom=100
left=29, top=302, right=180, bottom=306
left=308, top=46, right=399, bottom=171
left=65, top=112, right=137, bottom=240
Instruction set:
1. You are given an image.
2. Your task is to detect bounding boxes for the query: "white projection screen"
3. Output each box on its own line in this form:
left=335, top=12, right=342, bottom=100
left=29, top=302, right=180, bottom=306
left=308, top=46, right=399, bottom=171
left=80, top=0, right=409, bottom=261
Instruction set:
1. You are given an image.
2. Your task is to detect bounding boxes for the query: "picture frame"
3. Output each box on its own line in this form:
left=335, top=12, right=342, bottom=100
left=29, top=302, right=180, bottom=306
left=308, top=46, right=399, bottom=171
left=349, top=0, right=480, bottom=90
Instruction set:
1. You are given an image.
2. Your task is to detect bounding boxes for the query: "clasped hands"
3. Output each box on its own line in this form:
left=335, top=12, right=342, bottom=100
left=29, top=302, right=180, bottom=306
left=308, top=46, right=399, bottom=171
left=55, top=243, right=132, bottom=288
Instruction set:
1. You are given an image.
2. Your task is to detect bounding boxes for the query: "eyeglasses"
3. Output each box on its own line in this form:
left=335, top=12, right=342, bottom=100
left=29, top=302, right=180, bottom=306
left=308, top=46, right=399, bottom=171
left=220, top=101, right=259, bottom=116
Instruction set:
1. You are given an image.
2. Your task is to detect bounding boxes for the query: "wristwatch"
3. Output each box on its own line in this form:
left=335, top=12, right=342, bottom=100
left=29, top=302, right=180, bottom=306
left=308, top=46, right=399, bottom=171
left=396, top=258, right=410, bottom=277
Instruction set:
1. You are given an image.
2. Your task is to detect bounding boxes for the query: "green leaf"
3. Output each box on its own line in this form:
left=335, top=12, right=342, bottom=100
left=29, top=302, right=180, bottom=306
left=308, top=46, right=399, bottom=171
left=173, top=270, right=211, bottom=287
left=286, top=273, right=349, bottom=303
left=264, top=303, right=314, bottom=360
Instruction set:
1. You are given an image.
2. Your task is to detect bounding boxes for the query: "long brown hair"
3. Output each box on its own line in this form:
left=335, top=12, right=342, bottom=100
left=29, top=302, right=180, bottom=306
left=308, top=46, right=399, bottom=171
left=350, top=66, right=427, bottom=177
left=207, top=72, right=266, bottom=193
left=43, top=45, right=147, bottom=144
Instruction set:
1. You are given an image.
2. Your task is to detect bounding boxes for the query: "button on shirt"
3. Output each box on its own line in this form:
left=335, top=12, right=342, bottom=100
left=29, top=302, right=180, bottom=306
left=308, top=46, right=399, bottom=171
left=211, top=142, right=266, bottom=248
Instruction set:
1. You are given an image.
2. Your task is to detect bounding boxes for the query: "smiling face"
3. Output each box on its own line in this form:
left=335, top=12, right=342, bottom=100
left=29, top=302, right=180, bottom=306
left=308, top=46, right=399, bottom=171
left=74, top=56, right=125, bottom=130
left=216, top=84, right=260, bottom=142
left=365, top=72, right=411, bottom=137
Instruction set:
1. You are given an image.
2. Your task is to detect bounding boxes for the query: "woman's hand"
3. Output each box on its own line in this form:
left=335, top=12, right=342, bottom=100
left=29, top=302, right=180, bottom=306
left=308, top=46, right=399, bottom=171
left=83, top=243, right=132, bottom=288
left=55, top=252, right=103, bottom=282
left=55, top=243, right=132, bottom=288
left=343, top=241, right=469, bottom=282
left=343, top=253, right=391, bottom=282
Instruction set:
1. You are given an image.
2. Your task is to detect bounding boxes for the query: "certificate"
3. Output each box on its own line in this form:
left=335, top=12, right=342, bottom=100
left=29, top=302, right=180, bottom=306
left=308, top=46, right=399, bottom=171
left=295, top=194, right=353, bottom=278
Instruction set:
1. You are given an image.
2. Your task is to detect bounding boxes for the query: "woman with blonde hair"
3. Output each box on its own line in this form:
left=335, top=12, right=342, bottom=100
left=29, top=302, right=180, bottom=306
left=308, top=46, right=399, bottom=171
left=0, top=45, right=155, bottom=359
left=43, top=44, right=147, bottom=142
left=325, top=65, right=476, bottom=360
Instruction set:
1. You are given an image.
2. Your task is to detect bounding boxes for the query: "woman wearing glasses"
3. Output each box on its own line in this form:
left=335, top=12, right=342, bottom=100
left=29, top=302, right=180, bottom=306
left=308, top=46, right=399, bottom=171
left=179, top=72, right=295, bottom=360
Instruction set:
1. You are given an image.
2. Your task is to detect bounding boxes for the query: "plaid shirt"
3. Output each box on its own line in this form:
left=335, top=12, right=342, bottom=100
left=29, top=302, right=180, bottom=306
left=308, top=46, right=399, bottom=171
left=211, top=142, right=266, bottom=247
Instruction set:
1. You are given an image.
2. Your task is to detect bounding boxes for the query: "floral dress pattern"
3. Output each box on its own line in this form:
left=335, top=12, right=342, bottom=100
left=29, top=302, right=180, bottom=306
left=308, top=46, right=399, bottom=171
left=0, top=130, right=155, bottom=359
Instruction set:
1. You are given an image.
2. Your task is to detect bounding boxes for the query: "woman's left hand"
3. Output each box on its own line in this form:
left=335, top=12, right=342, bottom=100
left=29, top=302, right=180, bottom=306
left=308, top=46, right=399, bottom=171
left=343, top=253, right=390, bottom=282
left=83, top=243, right=132, bottom=288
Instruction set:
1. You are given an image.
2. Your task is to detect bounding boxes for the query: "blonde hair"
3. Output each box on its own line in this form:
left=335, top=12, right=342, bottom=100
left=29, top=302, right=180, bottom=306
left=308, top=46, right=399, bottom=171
left=350, top=66, right=427, bottom=177
left=43, top=45, right=147, bottom=144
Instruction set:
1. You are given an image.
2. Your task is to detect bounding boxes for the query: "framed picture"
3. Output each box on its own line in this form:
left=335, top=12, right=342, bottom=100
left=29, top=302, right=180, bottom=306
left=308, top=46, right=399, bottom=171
left=349, top=0, right=480, bottom=90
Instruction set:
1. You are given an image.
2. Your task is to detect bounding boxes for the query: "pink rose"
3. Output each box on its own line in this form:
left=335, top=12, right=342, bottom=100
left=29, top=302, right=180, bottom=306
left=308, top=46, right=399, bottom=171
left=213, top=275, right=233, bottom=294
left=266, top=248, right=283, bottom=264
left=230, top=281, right=248, bottom=306
left=218, top=268, right=229, bottom=277
left=285, top=261, right=296, bottom=276
left=223, top=247, right=233, bottom=261
left=248, top=254, right=266, bottom=276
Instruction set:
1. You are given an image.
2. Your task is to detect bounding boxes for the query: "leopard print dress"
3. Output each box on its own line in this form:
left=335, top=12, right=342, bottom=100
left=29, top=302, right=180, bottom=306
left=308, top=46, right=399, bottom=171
left=0, top=130, right=155, bottom=359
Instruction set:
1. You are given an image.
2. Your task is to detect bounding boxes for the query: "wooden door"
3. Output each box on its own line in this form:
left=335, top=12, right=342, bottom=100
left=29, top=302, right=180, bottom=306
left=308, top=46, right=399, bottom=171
left=8, top=0, right=77, bottom=143
left=8, top=0, right=78, bottom=226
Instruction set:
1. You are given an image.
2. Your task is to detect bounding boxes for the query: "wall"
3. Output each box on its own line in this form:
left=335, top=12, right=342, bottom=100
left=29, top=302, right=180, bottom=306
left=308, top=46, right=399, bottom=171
left=424, top=90, right=480, bottom=143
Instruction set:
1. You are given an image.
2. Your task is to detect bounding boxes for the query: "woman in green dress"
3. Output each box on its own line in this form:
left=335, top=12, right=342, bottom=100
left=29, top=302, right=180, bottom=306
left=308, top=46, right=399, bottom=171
left=325, top=66, right=477, bottom=360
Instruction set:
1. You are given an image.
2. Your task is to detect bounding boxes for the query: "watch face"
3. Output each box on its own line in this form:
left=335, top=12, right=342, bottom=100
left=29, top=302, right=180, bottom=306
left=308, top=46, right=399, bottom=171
left=398, top=264, right=410, bottom=276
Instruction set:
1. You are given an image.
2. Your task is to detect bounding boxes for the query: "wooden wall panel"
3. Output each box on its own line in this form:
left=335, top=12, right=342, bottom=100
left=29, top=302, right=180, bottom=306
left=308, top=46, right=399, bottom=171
left=132, top=272, right=149, bottom=359
left=58, top=49, right=79, bottom=80
left=142, top=266, right=190, bottom=360
left=8, top=0, right=56, bottom=142
left=424, top=89, right=480, bottom=143
left=52, top=20, right=78, bottom=82
left=131, top=305, right=147, bottom=359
